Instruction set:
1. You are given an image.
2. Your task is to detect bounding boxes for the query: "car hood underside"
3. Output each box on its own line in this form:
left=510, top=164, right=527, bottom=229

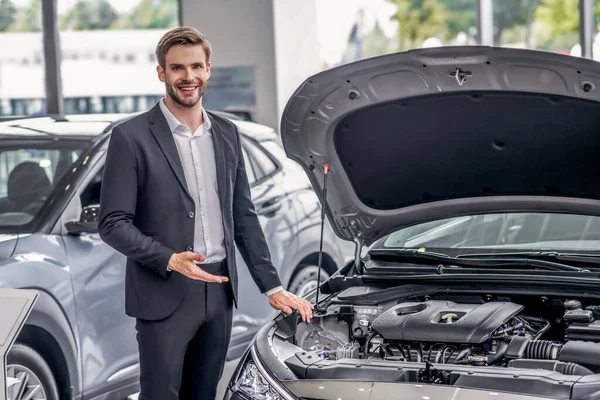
left=280, top=46, right=600, bottom=244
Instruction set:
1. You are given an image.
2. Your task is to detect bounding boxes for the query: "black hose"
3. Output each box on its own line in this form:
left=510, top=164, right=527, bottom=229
left=561, top=362, right=594, bottom=376
left=524, top=340, right=563, bottom=360
left=533, top=320, right=551, bottom=340
left=486, top=340, right=509, bottom=365
left=454, top=347, right=471, bottom=363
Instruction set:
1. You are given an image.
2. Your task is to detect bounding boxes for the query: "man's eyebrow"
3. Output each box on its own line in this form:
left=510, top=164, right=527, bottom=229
left=168, top=62, right=205, bottom=67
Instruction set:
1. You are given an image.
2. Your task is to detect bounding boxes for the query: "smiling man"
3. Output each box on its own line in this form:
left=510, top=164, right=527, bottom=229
left=98, top=26, right=313, bottom=400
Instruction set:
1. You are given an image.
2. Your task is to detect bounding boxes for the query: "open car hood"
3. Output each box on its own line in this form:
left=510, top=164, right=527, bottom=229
left=280, top=46, right=600, bottom=245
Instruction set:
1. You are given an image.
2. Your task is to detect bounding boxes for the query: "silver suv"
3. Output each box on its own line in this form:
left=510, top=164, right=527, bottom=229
left=0, top=113, right=352, bottom=400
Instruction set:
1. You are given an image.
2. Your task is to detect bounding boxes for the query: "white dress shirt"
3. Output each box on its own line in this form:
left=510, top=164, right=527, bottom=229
left=159, top=99, right=282, bottom=296
left=159, top=99, right=226, bottom=263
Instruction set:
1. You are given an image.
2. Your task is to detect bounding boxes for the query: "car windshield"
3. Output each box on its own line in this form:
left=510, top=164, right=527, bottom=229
left=0, top=140, right=91, bottom=229
left=379, top=212, right=600, bottom=255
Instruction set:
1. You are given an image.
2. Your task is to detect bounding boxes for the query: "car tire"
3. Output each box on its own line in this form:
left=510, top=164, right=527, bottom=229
left=288, top=265, right=330, bottom=297
left=6, top=343, right=59, bottom=400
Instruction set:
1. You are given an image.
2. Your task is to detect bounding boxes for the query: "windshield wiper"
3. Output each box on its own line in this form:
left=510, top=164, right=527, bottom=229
left=457, top=251, right=600, bottom=269
left=368, top=249, right=587, bottom=272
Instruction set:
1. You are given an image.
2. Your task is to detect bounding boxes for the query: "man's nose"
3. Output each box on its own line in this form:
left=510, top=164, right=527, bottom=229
left=185, top=67, right=195, bottom=80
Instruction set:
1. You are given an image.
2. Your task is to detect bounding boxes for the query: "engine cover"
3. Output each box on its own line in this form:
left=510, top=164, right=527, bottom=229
left=371, top=300, right=523, bottom=344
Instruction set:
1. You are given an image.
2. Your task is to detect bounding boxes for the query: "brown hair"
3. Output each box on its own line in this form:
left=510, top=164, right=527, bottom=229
left=155, top=26, right=212, bottom=68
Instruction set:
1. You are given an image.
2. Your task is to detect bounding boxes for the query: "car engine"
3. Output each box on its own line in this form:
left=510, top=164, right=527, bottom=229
left=294, top=294, right=600, bottom=376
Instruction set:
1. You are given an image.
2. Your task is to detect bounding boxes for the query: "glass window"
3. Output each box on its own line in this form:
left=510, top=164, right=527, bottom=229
left=241, top=147, right=256, bottom=185
left=321, top=0, right=478, bottom=67
left=391, top=0, right=478, bottom=52
left=57, top=0, right=180, bottom=114
left=380, top=212, right=600, bottom=254
left=243, top=139, right=278, bottom=181
left=0, top=0, right=46, bottom=117
left=0, top=141, right=89, bottom=228
left=495, top=0, right=579, bottom=54
left=80, top=167, right=103, bottom=208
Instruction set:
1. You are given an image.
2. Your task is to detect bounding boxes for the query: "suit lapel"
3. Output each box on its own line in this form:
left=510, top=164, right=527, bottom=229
left=208, top=114, right=228, bottom=211
left=147, top=104, right=192, bottom=199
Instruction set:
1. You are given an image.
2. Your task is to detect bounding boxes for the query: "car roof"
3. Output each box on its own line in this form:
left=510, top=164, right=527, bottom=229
left=0, top=111, right=279, bottom=142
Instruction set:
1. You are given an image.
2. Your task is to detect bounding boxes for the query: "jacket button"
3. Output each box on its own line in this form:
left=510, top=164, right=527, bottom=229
left=186, top=246, right=193, bottom=252
left=188, top=211, right=195, bottom=218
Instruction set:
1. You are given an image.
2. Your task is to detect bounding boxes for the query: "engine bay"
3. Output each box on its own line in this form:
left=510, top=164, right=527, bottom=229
left=290, top=290, right=600, bottom=379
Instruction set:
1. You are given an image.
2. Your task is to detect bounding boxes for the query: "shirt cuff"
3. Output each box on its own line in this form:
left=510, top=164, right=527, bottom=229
left=265, top=285, right=283, bottom=296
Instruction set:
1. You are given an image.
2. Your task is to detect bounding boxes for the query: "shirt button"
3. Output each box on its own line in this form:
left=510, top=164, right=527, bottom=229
left=188, top=211, right=195, bottom=218
left=186, top=245, right=193, bottom=252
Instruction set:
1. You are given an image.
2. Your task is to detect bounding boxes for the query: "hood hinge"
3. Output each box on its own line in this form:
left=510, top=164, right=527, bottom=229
left=347, top=220, right=364, bottom=274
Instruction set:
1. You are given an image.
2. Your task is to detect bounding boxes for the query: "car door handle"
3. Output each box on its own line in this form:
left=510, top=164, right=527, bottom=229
left=256, top=197, right=282, bottom=216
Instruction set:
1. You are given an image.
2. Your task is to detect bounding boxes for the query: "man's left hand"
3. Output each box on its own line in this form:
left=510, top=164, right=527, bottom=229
left=268, top=290, right=314, bottom=323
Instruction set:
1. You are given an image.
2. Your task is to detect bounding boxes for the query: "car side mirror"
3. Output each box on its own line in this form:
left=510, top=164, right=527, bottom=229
left=65, top=205, right=99, bottom=235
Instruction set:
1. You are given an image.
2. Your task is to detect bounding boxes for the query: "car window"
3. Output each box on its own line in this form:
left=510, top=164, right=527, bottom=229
left=0, top=142, right=90, bottom=230
left=242, top=138, right=278, bottom=182
left=380, top=212, right=600, bottom=254
left=241, top=147, right=256, bottom=185
left=80, top=167, right=103, bottom=208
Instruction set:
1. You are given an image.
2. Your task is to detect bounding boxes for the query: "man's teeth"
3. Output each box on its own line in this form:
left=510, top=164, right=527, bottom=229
left=180, top=86, right=196, bottom=91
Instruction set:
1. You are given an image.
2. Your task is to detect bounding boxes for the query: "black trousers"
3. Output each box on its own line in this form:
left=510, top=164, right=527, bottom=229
left=135, top=260, right=233, bottom=400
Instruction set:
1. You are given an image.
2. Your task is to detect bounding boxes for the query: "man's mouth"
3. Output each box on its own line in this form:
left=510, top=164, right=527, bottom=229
left=178, top=85, right=198, bottom=93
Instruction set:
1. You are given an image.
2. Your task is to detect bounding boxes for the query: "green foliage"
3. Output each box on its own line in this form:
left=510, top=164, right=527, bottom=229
left=1, top=0, right=179, bottom=32
left=439, top=0, right=477, bottom=37
left=534, top=0, right=581, bottom=36
left=59, top=0, right=118, bottom=30
left=6, top=0, right=41, bottom=32
left=390, top=0, right=450, bottom=49
left=493, top=0, right=539, bottom=44
left=111, top=0, right=178, bottom=30
left=0, top=0, right=17, bottom=32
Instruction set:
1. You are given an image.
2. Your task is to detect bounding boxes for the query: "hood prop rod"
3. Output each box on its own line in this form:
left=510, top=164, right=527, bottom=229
left=314, top=163, right=329, bottom=313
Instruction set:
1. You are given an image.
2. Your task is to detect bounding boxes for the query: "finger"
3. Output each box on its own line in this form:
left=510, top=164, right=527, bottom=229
left=194, top=268, right=229, bottom=283
left=302, top=298, right=315, bottom=310
left=298, top=299, right=313, bottom=322
left=298, top=303, right=311, bottom=323
left=281, top=306, right=293, bottom=314
left=183, top=252, right=206, bottom=262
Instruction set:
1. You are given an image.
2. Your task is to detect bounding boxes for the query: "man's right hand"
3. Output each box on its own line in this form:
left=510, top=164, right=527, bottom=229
left=167, top=252, right=229, bottom=283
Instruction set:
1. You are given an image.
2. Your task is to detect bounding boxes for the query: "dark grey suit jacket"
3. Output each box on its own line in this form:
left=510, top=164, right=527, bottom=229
left=98, top=104, right=282, bottom=321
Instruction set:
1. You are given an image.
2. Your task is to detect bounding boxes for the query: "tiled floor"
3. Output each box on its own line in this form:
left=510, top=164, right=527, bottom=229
left=127, top=358, right=239, bottom=400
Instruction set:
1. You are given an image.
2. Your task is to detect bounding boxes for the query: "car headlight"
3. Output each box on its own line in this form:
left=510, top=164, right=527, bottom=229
left=233, top=346, right=295, bottom=400
left=235, top=361, right=284, bottom=400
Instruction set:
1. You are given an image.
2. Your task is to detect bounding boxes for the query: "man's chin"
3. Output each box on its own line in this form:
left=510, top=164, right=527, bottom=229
left=172, top=96, right=201, bottom=108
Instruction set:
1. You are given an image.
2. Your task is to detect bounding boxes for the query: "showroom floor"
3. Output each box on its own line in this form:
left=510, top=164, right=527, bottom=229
left=127, top=359, right=239, bottom=399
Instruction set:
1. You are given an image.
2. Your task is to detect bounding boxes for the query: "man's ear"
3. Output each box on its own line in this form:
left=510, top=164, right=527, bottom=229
left=206, top=62, right=211, bottom=80
left=157, top=65, right=166, bottom=83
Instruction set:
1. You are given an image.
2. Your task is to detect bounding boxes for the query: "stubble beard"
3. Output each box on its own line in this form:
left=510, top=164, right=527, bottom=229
left=166, top=79, right=206, bottom=109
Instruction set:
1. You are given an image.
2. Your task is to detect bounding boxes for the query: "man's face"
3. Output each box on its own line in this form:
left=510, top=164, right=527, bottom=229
left=157, top=44, right=211, bottom=108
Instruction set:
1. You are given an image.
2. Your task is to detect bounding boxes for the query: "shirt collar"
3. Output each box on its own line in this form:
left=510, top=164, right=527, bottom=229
left=158, top=98, right=212, bottom=135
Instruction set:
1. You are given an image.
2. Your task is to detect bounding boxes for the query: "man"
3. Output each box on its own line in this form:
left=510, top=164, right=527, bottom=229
left=98, top=26, right=313, bottom=400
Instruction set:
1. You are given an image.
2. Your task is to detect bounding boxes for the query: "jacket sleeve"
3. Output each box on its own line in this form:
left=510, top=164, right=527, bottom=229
left=231, top=123, right=283, bottom=293
left=98, top=125, right=174, bottom=278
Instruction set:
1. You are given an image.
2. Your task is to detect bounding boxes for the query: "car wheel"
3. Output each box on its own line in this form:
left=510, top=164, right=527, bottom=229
left=6, top=343, right=59, bottom=400
left=288, top=265, right=330, bottom=297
